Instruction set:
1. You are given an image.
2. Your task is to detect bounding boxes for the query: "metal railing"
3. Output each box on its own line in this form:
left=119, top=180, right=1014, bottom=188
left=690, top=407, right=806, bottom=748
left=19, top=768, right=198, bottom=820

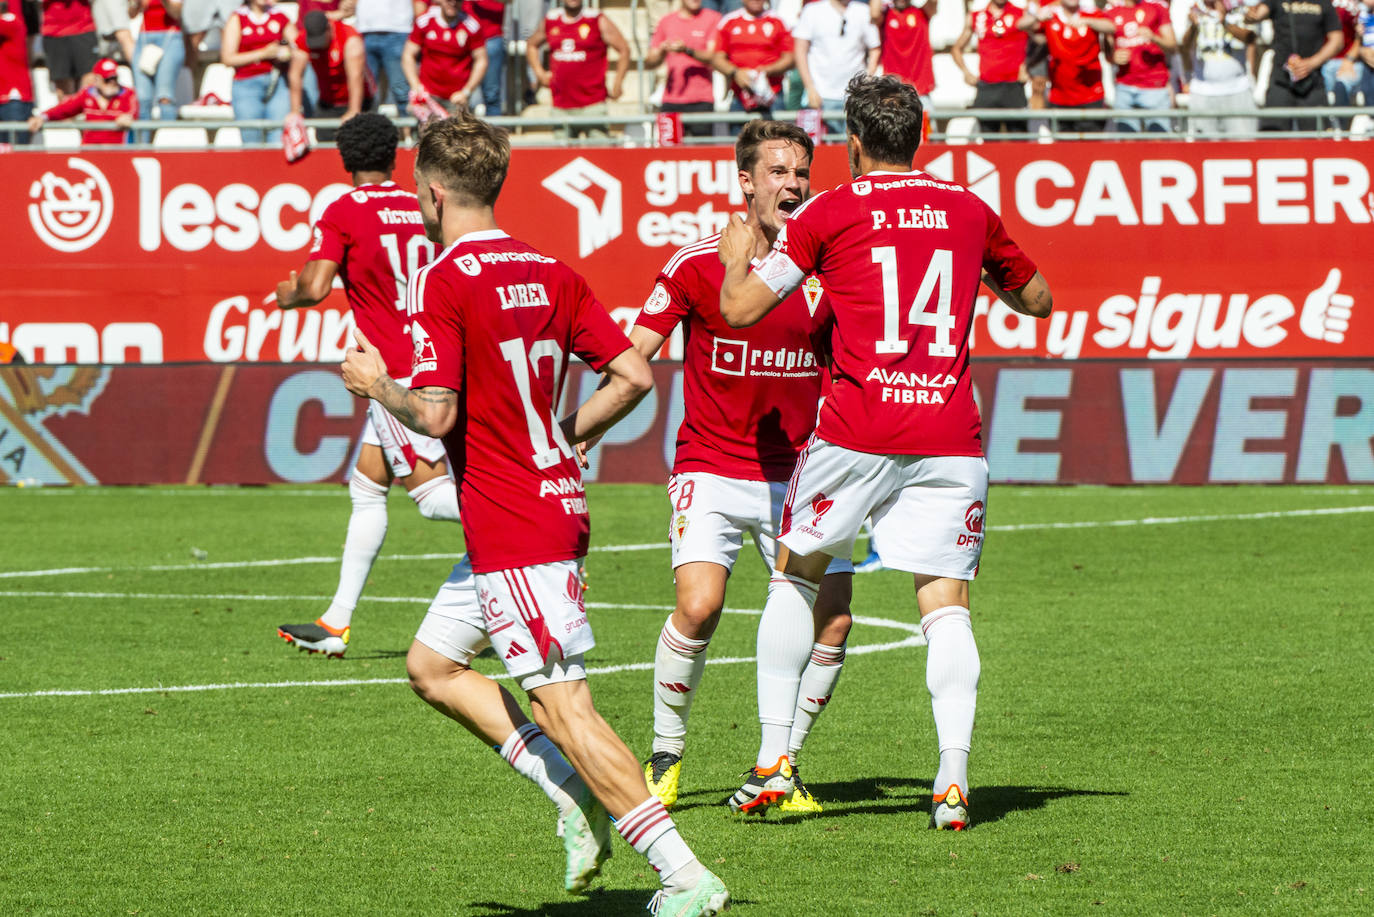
left=4, top=106, right=1370, bottom=150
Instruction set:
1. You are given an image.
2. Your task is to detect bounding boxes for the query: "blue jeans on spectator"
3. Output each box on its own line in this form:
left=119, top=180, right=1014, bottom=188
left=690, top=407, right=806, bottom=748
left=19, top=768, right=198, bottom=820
left=133, top=28, right=186, bottom=140
left=364, top=31, right=410, bottom=106
left=701, top=0, right=742, bottom=12
left=820, top=96, right=845, bottom=137
left=475, top=33, right=505, bottom=115
left=1113, top=83, right=1171, bottom=132
left=232, top=71, right=291, bottom=143
left=0, top=98, right=33, bottom=144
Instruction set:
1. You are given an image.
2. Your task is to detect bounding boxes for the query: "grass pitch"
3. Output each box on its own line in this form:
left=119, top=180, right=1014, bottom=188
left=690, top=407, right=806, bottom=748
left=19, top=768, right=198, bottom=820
left=2, top=484, right=1372, bottom=915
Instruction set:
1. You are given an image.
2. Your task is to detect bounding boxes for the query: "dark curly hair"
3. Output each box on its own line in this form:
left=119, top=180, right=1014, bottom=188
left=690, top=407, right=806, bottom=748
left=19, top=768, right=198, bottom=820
left=844, top=73, right=924, bottom=166
left=336, top=113, right=398, bottom=175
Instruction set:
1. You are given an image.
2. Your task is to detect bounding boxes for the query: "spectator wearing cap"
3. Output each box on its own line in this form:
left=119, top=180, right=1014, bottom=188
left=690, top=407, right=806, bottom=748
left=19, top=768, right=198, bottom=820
left=0, top=0, right=35, bottom=143
left=527, top=0, right=629, bottom=139
left=1246, top=0, right=1343, bottom=130
left=709, top=0, right=794, bottom=122
left=404, top=0, right=487, bottom=112
left=41, top=0, right=99, bottom=99
left=131, top=0, right=185, bottom=125
left=645, top=0, right=720, bottom=136
left=952, top=0, right=1030, bottom=135
left=221, top=0, right=295, bottom=142
left=290, top=9, right=371, bottom=134
left=27, top=56, right=137, bottom=141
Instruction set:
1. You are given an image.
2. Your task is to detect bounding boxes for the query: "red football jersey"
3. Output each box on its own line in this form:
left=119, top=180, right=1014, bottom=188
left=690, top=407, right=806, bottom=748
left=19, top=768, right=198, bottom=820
left=970, top=2, right=1027, bottom=83
left=410, top=7, right=483, bottom=99
left=294, top=20, right=373, bottom=108
left=0, top=10, right=33, bottom=103
left=878, top=2, right=935, bottom=96
left=712, top=9, right=792, bottom=105
left=41, top=0, right=95, bottom=37
left=545, top=11, right=608, bottom=109
left=466, top=0, right=504, bottom=41
left=41, top=85, right=137, bottom=144
left=308, top=182, right=435, bottom=378
left=408, top=231, right=633, bottom=574
left=759, top=171, right=1037, bottom=457
left=1042, top=6, right=1106, bottom=105
left=635, top=234, right=828, bottom=483
left=232, top=6, right=292, bottom=80
left=1106, top=1, right=1170, bottom=88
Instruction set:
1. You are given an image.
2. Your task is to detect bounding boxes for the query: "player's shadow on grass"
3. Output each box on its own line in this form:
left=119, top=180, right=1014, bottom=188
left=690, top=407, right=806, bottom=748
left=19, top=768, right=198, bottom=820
left=674, top=778, right=1126, bottom=826
left=470, top=888, right=742, bottom=916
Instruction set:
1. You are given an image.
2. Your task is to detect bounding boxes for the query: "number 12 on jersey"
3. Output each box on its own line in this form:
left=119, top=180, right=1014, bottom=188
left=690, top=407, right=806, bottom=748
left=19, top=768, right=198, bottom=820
left=873, top=246, right=956, bottom=358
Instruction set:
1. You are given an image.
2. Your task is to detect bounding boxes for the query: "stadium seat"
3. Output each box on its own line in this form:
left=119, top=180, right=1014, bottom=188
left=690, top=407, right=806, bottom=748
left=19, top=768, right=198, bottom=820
left=943, top=116, right=979, bottom=145
left=213, top=126, right=243, bottom=147
left=40, top=127, right=82, bottom=148
left=117, top=65, right=135, bottom=89
left=1253, top=49, right=1273, bottom=105
left=930, top=53, right=976, bottom=111
left=32, top=67, right=59, bottom=113
left=179, top=63, right=236, bottom=120
left=153, top=126, right=210, bottom=147
left=927, top=0, right=964, bottom=51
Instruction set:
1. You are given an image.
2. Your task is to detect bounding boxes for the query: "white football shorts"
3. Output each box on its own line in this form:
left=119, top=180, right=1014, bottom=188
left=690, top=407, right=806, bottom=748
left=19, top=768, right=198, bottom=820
left=361, top=376, right=448, bottom=479
left=414, top=557, right=593, bottom=690
left=667, top=472, right=853, bottom=576
left=779, top=438, right=989, bottom=580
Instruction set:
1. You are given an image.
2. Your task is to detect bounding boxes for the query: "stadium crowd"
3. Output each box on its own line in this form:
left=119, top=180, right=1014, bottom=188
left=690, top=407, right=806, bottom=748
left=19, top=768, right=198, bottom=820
left=2, top=0, right=1372, bottom=143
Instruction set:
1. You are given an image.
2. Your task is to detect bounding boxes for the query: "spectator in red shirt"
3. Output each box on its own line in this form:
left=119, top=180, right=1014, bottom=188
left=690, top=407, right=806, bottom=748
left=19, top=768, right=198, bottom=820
left=708, top=0, right=794, bottom=121
left=645, top=0, right=721, bottom=136
left=131, top=0, right=184, bottom=126
left=41, top=0, right=99, bottom=99
left=404, top=0, right=488, bottom=114
left=221, top=0, right=296, bottom=143
left=527, top=0, right=629, bottom=139
left=870, top=0, right=937, bottom=105
left=0, top=0, right=35, bottom=143
left=28, top=56, right=136, bottom=142
left=290, top=10, right=372, bottom=135
left=952, top=0, right=1029, bottom=134
left=1018, top=0, right=1113, bottom=131
left=1104, top=0, right=1178, bottom=131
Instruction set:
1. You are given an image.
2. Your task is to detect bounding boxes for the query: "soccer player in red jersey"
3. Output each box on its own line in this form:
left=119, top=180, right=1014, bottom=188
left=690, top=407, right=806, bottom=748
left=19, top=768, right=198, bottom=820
left=403, top=0, right=487, bottom=113
left=272, top=113, right=454, bottom=660
left=952, top=0, right=1030, bottom=134
left=27, top=57, right=135, bottom=144
left=527, top=0, right=629, bottom=138
left=617, top=120, right=852, bottom=818
left=341, top=113, right=729, bottom=917
left=719, top=74, right=1053, bottom=832
left=1018, top=0, right=1114, bottom=132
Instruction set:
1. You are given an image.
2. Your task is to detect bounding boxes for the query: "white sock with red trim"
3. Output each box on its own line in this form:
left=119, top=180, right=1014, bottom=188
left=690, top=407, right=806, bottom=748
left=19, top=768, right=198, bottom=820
left=319, top=473, right=389, bottom=632
left=923, top=606, right=979, bottom=797
left=755, top=573, right=819, bottom=770
left=499, top=723, right=581, bottom=817
left=787, top=642, right=845, bottom=768
left=651, top=617, right=710, bottom=758
left=616, top=796, right=703, bottom=893
left=408, top=475, right=459, bottom=522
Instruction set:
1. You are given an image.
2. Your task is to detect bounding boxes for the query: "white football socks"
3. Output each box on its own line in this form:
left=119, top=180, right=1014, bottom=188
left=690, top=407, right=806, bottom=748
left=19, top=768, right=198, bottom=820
left=319, top=473, right=389, bottom=632
left=755, top=573, right=819, bottom=769
left=499, top=723, right=582, bottom=818
left=787, top=642, right=845, bottom=768
left=923, top=605, right=980, bottom=796
left=616, top=796, right=703, bottom=893
left=408, top=475, right=460, bottom=522
left=651, top=618, right=711, bottom=758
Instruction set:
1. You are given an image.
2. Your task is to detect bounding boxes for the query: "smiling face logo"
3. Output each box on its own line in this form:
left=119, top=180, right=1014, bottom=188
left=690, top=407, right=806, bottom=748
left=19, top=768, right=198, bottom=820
left=28, top=157, right=115, bottom=253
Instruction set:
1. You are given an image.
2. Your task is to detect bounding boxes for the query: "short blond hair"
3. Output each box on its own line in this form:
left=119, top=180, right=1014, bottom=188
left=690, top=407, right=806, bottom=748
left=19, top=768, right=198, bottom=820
left=415, top=112, right=511, bottom=208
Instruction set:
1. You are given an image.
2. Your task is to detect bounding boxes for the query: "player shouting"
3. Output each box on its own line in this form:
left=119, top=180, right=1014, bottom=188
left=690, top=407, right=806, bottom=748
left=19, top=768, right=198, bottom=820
left=623, top=120, right=853, bottom=816
left=342, top=113, right=729, bottom=917
left=720, top=74, right=1053, bottom=831
left=272, top=112, right=453, bottom=659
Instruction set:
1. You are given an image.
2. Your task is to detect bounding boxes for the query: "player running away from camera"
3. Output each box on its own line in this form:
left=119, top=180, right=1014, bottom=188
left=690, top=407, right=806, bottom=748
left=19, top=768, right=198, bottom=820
left=620, top=119, right=854, bottom=818
left=720, top=74, right=1052, bottom=831
left=273, top=112, right=454, bottom=659
left=340, top=113, right=730, bottom=917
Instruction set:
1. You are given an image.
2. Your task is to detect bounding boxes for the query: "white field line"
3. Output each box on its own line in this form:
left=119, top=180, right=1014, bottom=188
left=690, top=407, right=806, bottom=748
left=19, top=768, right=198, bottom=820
left=4, top=504, right=1372, bottom=581
left=0, top=603, right=923, bottom=700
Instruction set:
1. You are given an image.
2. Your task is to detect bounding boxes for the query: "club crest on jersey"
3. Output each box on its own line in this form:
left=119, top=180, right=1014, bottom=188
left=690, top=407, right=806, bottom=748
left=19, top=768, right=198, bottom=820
left=411, top=321, right=438, bottom=373
left=578, top=22, right=590, bottom=37
left=672, top=513, right=689, bottom=540
left=643, top=282, right=671, bottom=315
left=802, top=276, right=823, bottom=315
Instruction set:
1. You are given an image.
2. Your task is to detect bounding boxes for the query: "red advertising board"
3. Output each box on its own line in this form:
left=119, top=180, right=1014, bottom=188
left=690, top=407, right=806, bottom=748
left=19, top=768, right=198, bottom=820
left=3, top=142, right=1372, bottom=364
left=2, top=361, right=1369, bottom=486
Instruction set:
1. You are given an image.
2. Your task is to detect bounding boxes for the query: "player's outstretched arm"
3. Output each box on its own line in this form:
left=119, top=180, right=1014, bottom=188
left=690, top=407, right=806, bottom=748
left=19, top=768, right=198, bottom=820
left=559, top=347, right=653, bottom=446
left=275, top=259, right=338, bottom=309
left=341, top=329, right=458, bottom=437
left=718, top=214, right=785, bottom=328
left=985, top=270, right=1053, bottom=319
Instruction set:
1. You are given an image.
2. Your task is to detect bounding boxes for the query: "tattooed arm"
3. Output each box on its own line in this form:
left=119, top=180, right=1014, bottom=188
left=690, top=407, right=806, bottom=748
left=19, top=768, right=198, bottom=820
left=341, top=329, right=458, bottom=438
